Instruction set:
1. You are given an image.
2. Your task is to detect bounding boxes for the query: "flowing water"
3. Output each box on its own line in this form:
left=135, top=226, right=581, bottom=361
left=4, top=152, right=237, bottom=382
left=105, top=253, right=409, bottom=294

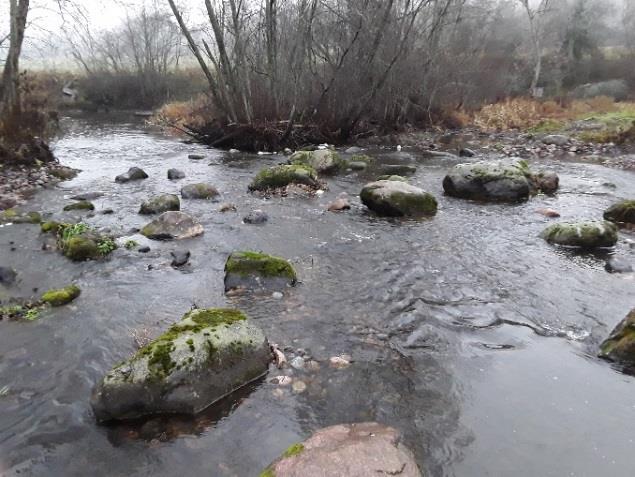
left=0, top=114, right=634, bottom=477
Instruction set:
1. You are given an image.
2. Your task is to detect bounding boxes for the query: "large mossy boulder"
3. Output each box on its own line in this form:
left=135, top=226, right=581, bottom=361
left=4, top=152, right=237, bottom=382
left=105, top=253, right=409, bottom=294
left=261, top=423, right=422, bottom=477
left=599, top=309, right=635, bottom=366
left=140, top=211, right=204, bottom=240
left=224, top=251, right=297, bottom=292
left=443, top=160, right=558, bottom=202
left=57, top=225, right=116, bottom=261
left=181, top=183, right=219, bottom=200
left=248, top=165, right=319, bottom=192
left=290, top=149, right=344, bottom=174
left=115, top=167, right=148, bottom=183
left=360, top=180, right=437, bottom=217
left=90, top=308, right=271, bottom=422
left=443, top=161, right=531, bottom=202
left=604, top=200, right=635, bottom=225
left=41, top=285, right=81, bottom=306
left=541, top=221, right=618, bottom=248
left=139, top=194, right=180, bottom=215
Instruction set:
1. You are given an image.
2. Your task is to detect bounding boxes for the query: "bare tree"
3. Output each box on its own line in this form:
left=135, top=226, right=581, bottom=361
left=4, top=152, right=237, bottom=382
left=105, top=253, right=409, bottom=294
left=0, top=0, right=29, bottom=117
left=517, top=0, right=550, bottom=95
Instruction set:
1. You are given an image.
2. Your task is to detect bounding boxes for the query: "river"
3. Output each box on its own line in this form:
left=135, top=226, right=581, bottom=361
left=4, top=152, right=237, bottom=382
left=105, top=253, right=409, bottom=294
left=0, top=114, right=634, bottom=476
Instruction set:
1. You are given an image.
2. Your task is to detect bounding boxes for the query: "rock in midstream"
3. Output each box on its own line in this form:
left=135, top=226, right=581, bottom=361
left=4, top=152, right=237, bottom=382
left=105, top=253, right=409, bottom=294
left=90, top=308, right=271, bottom=422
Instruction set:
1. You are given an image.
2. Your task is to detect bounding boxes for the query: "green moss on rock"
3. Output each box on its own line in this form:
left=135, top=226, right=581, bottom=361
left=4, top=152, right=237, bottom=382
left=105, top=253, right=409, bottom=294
left=249, top=165, right=319, bottom=191
left=1, top=209, right=41, bottom=224
left=282, top=443, right=305, bottom=458
left=41, top=221, right=62, bottom=233
left=541, top=221, right=618, bottom=248
left=361, top=181, right=437, bottom=217
left=62, top=235, right=102, bottom=261
left=604, top=199, right=635, bottom=225
left=41, top=285, right=81, bottom=306
left=225, top=251, right=297, bottom=281
left=599, top=309, right=635, bottom=364
left=63, top=201, right=95, bottom=211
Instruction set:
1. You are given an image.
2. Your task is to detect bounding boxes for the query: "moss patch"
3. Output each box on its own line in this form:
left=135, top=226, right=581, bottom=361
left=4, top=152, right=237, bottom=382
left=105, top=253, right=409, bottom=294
left=604, top=199, right=635, bottom=225
left=41, top=285, right=81, bottom=306
left=41, top=221, right=62, bottom=233
left=225, top=251, right=297, bottom=281
left=1, top=209, right=41, bottom=224
left=282, top=443, right=305, bottom=458
left=63, top=201, right=95, bottom=211
left=249, top=165, right=318, bottom=191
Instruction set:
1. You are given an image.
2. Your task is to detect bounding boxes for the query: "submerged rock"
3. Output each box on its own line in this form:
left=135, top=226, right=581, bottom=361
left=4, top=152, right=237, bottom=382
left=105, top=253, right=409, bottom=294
left=90, top=308, right=270, bottom=422
left=327, top=197, right=351, bottom=212
left=536, top=208, right=561, bottom=218
left=529, top=171, right=559, bottom=194
left=290, top=149, right=344, bottom=174
left=224, top=251, right=297, bottom=292
left=248, top=165, right=319, bottom=192
left=180, top=183, right=219, bottom=200
left=167, top=168, right=185, bottom=180
left=70, top=192, right=103, bottom=201
left=243, top=209, right=269, bottom=224
left=604, top=200, right=635, bottom=225
left=41, top=285, right=81, bottom=306
left=0, top=209, right=41, bottom=224
left=170, top=250, right=191, bottom=267
left=376, top=175, right=408, bottom=182
left=188, top=153, right=205, bottom=160
left=63, top=200, right=95, bottom=212
left=219, top=203, right=237, bottom=213
left=442, top=161, right=531, bottom=202
left=348, top=161, right=368, bottom=171
left=139, top=194, right=180, bottom=215
left=115, top=167, right=148, bottom=183
left=605, top=258, right=633, bottom=274
left=541, top=221, right=618, bottom=248
left=599, top=309, right=635, bottom=366
left=0, top=267, right=17, bottom=285
left=360, top=180, right=437, bottom=217
left=378, top=164, right=417, bottom=176
left=262, top=423, right=422, bottom=477
left=141, top=211, right=204, bottom=240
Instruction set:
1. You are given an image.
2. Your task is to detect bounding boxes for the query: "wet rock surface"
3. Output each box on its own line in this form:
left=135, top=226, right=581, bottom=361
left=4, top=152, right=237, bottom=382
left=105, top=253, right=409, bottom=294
left=541, top=221, right=618, bottom=248
left=224, top=251, right=297, bottom=292
left=360, top=180, right=437, bottom=217
left=90, top=308, right=270, bottom=422
left=141, top=211, right=204, bottom=240
left=263, top=423, right=422, bottom=477
left=180, top=183, right=219, bottom=200
left=115, top=167, right=148, bottom=183
left=139, top=194, right=180, bottom=215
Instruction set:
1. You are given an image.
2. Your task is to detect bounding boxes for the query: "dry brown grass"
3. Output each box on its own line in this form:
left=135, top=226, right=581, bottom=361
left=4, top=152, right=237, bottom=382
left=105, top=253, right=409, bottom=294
left=150, top=95, right=216, bottom=134
left=473, top=96, right=629, bottom=132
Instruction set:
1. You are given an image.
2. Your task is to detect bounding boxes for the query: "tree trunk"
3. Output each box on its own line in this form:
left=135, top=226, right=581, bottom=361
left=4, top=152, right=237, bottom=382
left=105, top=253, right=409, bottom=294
left=0, top=0, right=30, bottom=117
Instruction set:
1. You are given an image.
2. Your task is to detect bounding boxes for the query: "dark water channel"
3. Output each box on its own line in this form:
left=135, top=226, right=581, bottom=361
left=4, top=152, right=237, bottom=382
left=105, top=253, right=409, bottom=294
left=1, top=114, right=634, bottom=476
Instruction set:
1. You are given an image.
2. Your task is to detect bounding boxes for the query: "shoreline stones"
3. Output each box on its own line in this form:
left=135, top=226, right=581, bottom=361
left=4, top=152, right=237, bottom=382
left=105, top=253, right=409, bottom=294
left=290, top=149, right=344, bottom=174
left=224, top=251, right=297, bottom=292
left=360, top=180, right=437, bottom=217
left=599, top=309, right=635, bottom=366
left=443, top=160, right=559, bottom=202
left=115, top=167, right=148, bottom=183
left=261, top=423, right=422, bottom=477
left=248, top=165, right=319, bottom=192
left=604, top=200, right=635, bottom=225
left=139, top=194, right=180, bottom=215
left=181, top=183, right=219, bottom=200
left=541, top=221, right=618, bottom=248
left=141, top=211, right=204, bottom=240
left=1, top=209, right=41, bottom=224
left=90, top=308, right=271, bottom=422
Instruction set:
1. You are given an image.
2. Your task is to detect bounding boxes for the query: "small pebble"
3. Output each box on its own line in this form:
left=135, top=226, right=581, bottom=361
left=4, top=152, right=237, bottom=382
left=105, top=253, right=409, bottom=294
left=292, top=381, right=307, bottom=393
left=329, top=356, right=351, bottom=369
left=290, top=357, right=305, bottom=370
left=272, top=376, right=292, bottom=386
left=272, top=292, right=284, bottom=299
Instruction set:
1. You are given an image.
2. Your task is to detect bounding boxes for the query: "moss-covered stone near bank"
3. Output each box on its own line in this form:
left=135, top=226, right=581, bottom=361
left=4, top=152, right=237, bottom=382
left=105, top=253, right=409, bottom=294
left=0, top=209, right=42, bottom=224
left=248, top=165, right=319, bottom=191
left=290, top=149, right=345, bottom=174
left=41, top=285, right=81, bottom=307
